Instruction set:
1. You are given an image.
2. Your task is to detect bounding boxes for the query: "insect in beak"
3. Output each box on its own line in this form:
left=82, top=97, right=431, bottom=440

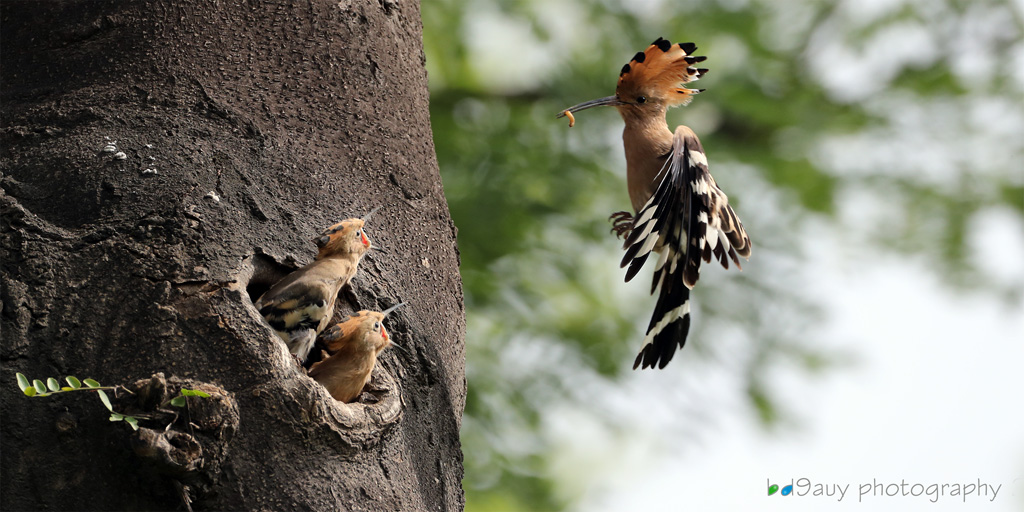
left=556, top=95, right=625, bottom=118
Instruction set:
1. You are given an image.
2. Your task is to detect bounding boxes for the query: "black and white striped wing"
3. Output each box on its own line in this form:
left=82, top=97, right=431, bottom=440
left=255, top=279, right=331, bottom=362
left=620, top=126, right=751, bottom=369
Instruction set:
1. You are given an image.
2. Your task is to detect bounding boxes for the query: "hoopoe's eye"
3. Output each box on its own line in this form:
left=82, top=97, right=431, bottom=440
left=636, top=96, right=647, bottom=104
left=373, top=321, right=380, bottom=330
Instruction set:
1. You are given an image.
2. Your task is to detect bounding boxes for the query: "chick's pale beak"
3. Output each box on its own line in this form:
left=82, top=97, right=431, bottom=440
left=381, top=302, right=407, bottom=318
left=556, top=96, right=625, bottom=118
left=362, top=206, right=381, bottom=221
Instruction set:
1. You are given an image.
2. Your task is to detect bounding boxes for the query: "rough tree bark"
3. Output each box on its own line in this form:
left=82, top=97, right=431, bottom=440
left=1, top=1, right=466, bottom=510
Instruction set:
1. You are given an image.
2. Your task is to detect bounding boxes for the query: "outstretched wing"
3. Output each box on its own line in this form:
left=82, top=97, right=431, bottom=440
left=620, top=125, right=750, bottom=369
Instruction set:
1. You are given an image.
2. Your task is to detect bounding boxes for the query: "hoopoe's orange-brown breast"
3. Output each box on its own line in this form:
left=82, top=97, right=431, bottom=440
left=622, top=117, right=674, bottom=212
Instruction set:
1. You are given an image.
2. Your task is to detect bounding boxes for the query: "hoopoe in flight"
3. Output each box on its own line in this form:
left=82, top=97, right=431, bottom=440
left=558, top=37, right=751, bottom=369
left=254, top=217, right=373, bottom=364
left=309, top=303, right=406, bottom=403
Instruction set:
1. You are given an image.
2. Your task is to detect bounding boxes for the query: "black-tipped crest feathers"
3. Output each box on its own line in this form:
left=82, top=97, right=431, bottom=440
left=616, top=37, right=706, bottom=107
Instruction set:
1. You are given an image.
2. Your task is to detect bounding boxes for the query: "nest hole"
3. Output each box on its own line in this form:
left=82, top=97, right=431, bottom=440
left=239, top=253, right=293, bottom=304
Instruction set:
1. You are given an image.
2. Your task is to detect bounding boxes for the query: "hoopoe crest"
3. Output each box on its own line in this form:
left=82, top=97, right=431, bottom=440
left=558, top=37, right=751, bottom=370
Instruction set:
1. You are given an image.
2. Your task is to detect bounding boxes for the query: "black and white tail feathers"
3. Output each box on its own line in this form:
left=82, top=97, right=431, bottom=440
left=621, top=126, right=750, bottom=369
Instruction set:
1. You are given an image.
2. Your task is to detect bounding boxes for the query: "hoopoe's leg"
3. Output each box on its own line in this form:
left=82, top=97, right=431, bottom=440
left=609, top=210, right=634, bottom=239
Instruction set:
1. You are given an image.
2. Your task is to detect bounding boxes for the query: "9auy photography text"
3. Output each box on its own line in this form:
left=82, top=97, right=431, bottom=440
left=766, top=477, right=1012, bottom=504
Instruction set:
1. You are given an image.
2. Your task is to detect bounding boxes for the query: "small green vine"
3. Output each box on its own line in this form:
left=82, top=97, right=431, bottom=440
left=16, top=372, right=209, bottom=430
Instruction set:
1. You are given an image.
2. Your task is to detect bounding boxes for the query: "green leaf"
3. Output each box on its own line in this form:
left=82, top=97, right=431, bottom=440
left=170, top=396, right=187, bottom=408
left=46, top=378, right=60, bottom=392
left=60, top=387, right=74, bottom=391
left=33, top=380, right=46, bottom=395
left=66, top=376, right=82, bottom=389
left=83, top=378, right=100, bottom=388
left=97, top=389, right=113, bottom=411
left=180, top=389, right=211, bottom=398
left=109, top=412, right=124, bottom=421
left=24, top=386, right=36, bottom=397
left=16, top=373, right=29, bottom=392
left=125, top=416, right=139, bottom=431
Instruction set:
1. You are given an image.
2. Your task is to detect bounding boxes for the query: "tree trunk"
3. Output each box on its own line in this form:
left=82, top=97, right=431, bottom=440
left=1, top=1, right=466, bottom=510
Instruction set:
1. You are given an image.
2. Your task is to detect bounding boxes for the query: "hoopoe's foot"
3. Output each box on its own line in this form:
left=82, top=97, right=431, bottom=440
left=609, top=211, right=633, bottom=239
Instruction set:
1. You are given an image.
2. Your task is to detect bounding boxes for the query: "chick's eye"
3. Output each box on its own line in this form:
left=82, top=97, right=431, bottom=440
left=373, top=322, right=380, bottom=330
left=636, top=96, right=647, bottom=104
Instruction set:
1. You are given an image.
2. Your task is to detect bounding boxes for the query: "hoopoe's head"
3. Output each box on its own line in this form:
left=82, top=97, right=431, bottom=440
left=558, top=37, right=707, bottom=122
left=319, top=303, right=406, bottom=355
left=314, top=218, right=371, bottom=260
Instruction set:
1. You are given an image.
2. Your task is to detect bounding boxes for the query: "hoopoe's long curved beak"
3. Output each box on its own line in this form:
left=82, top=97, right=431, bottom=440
left=381, top=302, right=407, bottom=318
left=556, top=95, right=625, bottom=118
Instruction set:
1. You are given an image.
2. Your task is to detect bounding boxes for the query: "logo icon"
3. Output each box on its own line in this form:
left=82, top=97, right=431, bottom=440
left=768, top=480, right=794, bottom=496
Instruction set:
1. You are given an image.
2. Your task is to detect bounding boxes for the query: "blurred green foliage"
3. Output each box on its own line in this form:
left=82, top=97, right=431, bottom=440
left=423, top=0, right=1023, bottom=509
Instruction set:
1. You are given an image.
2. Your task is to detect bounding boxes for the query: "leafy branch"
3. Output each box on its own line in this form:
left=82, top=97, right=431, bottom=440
left=16, top=372, right=210, bottom=431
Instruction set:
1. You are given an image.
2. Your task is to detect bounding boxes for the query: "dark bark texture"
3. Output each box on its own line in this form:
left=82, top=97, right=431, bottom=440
left=1, top=1, right=466, bottom=510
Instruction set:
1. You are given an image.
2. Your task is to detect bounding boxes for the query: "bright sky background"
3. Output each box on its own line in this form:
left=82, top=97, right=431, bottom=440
left=558, top=216, right=1024, bottom=511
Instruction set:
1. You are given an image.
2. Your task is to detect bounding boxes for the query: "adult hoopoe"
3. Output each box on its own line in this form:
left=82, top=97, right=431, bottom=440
left=309, top=303, right=406, bottom=403
left=558, top=37, right=751, bottom=370
left=255, top=217, right=373, bottom=364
